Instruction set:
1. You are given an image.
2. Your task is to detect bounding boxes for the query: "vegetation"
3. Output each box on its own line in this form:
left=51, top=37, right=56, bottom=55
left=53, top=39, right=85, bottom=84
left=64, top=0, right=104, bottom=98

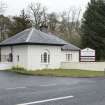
left=0, top=15, right=11, bottom=41
left=0, top=0, right=6, bottom=14
left=7, top=10, right=31, bottom=37
left=1, top=0, right=105, bottom=60
left=8, top=67, right=105, bottom=77
left=0, top=1, right=81, bottom=47
left=81, top=0, right=105, bottom=60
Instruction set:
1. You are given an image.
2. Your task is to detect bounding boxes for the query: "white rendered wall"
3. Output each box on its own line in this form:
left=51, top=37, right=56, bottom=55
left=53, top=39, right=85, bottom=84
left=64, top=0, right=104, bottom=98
left=27, top=45, right=62, bottom=70
left=61, top=62, right=105, bottom=71
left=1, top=47, right=11, bottom=56
left=1, top=46, right=28, bottom=69
left=12, top=45, right=28, bottom=68
left=0, top=47, right=13, bottom=70
left=61, top=51, right=79, bottom=62
left=0, top=62, right=13, bottom=70
left=1, top=47, right=11, bottom=62
left=0, top=45, right=80, bottom=70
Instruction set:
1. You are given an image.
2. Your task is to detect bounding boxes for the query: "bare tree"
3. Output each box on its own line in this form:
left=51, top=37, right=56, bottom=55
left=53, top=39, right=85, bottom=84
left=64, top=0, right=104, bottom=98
left=0, top=15, right=11, bottom=41
left=57, top=8, right=81, bottom=46
left=75, top=9, right=81, bottom=33
left=0, top=1, right=8, bottom=41
left=28, top=2, right=48, bottom=29
left=48, top=12, right=58, bottom=32
left=59, top=8, right=81, bottom=38
left=0, top=0, right=6, bottom=14
left=27, top=2, right=81, bottom=46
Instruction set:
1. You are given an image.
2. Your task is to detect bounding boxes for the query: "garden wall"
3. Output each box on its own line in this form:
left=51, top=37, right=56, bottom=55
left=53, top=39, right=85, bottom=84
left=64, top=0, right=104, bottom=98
left=61, top=62, right=105, bottom=71
left=0, top=62, right=13, bottom=70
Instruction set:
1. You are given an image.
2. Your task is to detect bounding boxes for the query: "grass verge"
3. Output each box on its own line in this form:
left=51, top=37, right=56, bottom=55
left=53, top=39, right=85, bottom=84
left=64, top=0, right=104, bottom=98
left=7, top=67, right=105, bottom=78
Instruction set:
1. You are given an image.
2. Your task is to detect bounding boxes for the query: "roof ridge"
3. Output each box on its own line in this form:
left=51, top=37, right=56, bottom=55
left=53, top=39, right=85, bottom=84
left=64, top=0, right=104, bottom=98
left=26, top=28, right=34, bottom=42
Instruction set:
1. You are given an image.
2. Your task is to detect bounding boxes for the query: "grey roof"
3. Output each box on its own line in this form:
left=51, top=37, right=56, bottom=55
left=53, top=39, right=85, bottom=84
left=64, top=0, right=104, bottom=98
left=0, top=28, right=68, bottom=46
left=0, top=27, right=80, bottom=51
left=61, top=44, right=80, bottom=51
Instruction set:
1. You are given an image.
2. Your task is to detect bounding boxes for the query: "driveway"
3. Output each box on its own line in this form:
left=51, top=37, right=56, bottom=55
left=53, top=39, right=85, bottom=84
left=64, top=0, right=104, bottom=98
left=0, top=71, right=105, bottom=105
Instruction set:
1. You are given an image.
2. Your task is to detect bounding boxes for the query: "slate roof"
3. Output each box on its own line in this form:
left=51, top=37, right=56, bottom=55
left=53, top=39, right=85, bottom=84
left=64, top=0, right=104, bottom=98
left=0, top=27, right=80, bottom=51
left=61, top=44, right=80, bottom=51
left=0, top=28, right=68, bottom=46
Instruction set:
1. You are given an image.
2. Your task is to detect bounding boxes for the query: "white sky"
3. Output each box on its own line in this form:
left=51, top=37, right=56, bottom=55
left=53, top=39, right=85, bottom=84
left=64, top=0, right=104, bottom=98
left=4, top=0, right=90, bottom=16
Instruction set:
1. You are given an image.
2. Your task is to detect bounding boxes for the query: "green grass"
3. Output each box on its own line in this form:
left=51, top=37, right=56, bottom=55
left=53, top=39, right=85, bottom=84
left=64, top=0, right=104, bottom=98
left=7, top=67, right=105, bottom=78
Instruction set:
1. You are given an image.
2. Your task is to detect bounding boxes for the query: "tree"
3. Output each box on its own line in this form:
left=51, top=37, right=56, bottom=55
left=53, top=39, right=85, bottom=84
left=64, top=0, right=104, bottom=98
left=8, top=10, right=31, bottom=36
left=0, top=0, right=6, bottom=14
left=81, top=0, right=105, bottom=60
left=58, top=8, right=81, bottom=46
left=47, top=12, right=58, bottom=32
left=0, top=15, right=11, bottom=41
left=27, top=2, right=81, bottom=46
left=28, top=2, right=47, bottom=29
left=0, top=1, right=8, bottom=41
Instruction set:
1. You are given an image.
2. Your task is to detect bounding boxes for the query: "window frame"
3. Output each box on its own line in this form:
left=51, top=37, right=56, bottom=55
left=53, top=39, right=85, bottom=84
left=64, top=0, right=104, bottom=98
left=66, top=53, right=72, bottom=62
left=41, top=50, right=50, bottom=63
left=17, top=55, right=19, bottom=62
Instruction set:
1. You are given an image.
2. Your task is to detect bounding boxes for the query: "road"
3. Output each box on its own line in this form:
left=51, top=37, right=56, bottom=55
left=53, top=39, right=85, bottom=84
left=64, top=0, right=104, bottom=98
left=0, top=71, right=105, bottom=105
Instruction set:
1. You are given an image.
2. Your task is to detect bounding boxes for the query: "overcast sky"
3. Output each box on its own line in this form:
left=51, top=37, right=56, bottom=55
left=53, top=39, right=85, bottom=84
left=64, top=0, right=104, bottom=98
left=4, top=0, right=90, bottom=16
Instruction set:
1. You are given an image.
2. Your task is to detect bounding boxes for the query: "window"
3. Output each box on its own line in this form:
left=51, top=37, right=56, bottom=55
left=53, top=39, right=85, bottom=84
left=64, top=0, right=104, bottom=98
left=9, top=53, right=13, bottom=62
left=41, top=50, right=50, bottom=63
left=17, top=55, right=19, bottom=62
left=44, top=52, right=47, bottom=63
left=66, top=54, right=72, bottom=61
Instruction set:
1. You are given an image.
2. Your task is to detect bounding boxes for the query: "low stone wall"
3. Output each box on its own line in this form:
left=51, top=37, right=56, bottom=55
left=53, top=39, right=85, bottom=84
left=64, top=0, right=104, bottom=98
left=61, top=62, right=105, bottom=71
left=0, top=62, right=13, bottom=70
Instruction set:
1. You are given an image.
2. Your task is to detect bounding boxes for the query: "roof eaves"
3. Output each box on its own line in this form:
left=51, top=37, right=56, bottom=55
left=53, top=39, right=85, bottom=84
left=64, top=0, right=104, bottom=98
left=0, top=42, right=65, bottom=47
left=61, top=48, right=80, bottom=51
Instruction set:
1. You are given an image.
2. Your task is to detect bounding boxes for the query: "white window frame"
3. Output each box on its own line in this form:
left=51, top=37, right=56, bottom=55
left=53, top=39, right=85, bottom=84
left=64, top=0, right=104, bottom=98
left=41, top=50, right=50, bottom=63
left=66, top=53, right=72, bottom=62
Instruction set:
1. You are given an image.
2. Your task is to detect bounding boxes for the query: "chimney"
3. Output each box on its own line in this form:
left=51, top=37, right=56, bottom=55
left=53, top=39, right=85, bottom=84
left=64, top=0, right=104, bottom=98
left=39, top=25, right=48, bottom=33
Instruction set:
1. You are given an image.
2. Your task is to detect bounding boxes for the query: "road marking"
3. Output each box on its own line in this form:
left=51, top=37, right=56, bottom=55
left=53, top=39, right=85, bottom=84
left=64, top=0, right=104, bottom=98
left=17, top=95, right=74, bottom=105
left=6, top=87, right=26, bottom=90
left=40, top=84, right=57, bottom=87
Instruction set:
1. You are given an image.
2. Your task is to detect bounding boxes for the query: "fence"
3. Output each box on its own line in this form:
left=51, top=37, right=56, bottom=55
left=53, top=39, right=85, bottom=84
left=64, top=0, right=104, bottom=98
left=61, top=62, right=105, bottom=71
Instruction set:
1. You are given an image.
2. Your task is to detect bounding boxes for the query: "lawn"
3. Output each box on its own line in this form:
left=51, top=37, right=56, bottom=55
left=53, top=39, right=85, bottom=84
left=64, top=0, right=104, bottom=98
left=8, top=67, right=105, bottom=78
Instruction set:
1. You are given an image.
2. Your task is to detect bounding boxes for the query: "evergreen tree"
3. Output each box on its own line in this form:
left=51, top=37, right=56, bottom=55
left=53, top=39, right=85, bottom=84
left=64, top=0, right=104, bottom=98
left=8, top=10, right=31, bottom=36
left=81, top=0, right=105, bottom=60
